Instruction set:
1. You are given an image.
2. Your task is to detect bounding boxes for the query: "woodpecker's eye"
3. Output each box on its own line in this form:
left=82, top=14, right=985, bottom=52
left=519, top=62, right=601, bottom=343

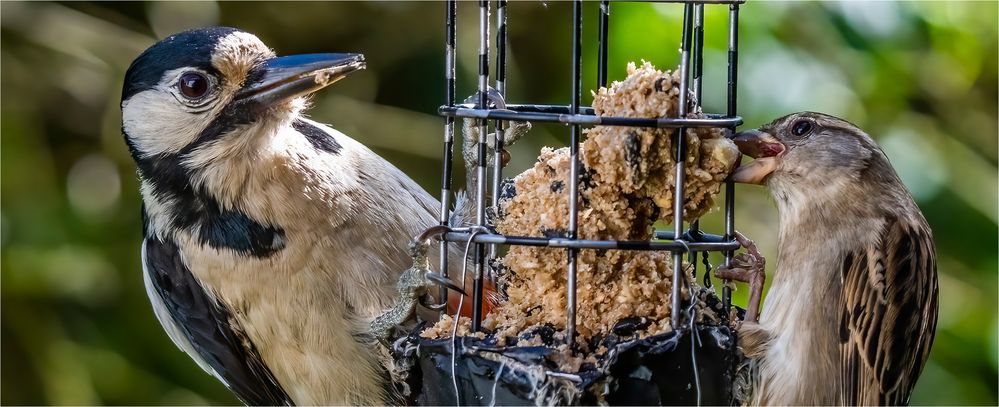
left=791, top=119, right=813, bottom=137
left=179, top=72, right=210, bottom=99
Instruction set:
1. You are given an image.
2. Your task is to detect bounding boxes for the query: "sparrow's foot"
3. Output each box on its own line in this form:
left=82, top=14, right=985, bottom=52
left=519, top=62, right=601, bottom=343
left=714, top=231, right=766, bottom=323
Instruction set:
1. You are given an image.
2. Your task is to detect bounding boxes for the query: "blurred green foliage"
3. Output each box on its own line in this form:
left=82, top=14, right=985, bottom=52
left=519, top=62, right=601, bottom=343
left=1, top=1, right=995, bottom=405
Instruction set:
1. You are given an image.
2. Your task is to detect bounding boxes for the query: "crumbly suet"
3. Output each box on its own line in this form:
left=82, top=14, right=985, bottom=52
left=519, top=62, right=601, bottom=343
left=426, top=62, right=739, bottom=364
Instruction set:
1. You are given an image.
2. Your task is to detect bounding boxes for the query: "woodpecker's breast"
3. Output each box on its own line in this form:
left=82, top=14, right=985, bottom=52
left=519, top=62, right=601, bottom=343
left=144, top=117, right=437, bottom=405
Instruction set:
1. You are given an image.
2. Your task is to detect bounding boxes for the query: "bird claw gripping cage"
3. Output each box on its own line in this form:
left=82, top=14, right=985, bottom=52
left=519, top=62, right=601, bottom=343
left=393, top=1, right=749, bottom=405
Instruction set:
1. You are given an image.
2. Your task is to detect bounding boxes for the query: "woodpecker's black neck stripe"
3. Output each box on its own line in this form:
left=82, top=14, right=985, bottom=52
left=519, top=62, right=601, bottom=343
left=199, top=209, right=285, bottom=257
left=130, top=134, right=285, bottom=258
left=292, top=119, right=342, bottom=154
left=144, top=236, right=294, bottom=406
left=124, top=84, right=285, bottom=257
left=123, top=29, right=284, bottom=259
left=124, top=27, right=293, bottom=257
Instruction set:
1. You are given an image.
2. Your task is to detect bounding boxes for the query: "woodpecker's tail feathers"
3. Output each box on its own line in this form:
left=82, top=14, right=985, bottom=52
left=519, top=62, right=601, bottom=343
left=449, top=190, right=475, bottom=228
left=445, top=278, right=498, bottom=320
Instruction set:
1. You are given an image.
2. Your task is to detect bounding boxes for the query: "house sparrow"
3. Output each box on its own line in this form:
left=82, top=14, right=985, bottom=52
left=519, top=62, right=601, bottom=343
left=725, top=111, right=938, bottom=405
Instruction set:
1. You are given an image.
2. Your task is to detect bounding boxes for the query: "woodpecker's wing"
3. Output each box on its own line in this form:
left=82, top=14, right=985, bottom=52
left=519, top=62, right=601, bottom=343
left=839, top=214, right=938, bottom=405
left=142, top=236, right=294, bottom=406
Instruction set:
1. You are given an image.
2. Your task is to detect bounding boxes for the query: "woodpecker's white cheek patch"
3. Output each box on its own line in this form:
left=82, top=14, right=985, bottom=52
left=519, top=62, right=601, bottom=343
left=123, top=88, right=212, bottom=156
left=139, top=181, right=178, bottom=238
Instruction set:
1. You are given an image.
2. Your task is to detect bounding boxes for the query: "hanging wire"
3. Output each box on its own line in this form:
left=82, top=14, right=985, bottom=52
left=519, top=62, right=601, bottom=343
left=687, top=292, right=704, bottom=406
left=451, top=227, right=488, bottom=404
left=701, top=251, right=714, bottom=288
left=488, top=362, right=506, bottom=407
left=673, top=238, right=703, bottom=407
left=685, top=245, right=704, bottom=407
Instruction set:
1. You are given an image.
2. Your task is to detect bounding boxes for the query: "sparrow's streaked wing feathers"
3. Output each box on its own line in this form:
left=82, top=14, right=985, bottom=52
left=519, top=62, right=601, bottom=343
left=839, top=214, right=938, bottom=406
left=143, top=236, right=293, bottom=406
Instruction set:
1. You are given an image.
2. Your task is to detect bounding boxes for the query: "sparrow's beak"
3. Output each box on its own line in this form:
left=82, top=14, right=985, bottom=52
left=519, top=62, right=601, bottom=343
left=730, top=129, right=785, bottom=184
left=237, top=53, right=365, bottom=107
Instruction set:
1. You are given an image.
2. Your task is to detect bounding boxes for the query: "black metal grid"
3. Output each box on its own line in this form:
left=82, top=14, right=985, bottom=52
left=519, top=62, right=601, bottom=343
left=437, top=0, right=744, bottom=345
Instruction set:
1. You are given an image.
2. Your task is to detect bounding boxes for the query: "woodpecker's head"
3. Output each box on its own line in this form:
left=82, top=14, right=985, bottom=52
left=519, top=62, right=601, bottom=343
left=122, top=27, right=364, bottom=238
left=121, top=27, right=364, bottom=165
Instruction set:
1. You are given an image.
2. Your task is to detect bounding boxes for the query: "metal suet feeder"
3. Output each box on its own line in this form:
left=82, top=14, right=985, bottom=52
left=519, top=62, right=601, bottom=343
left=396, top=1, right=749, bottom=405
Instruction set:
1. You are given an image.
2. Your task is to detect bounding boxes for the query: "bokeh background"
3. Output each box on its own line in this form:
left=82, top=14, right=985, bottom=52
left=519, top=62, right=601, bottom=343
left=2, top=1, right=996, bottom=405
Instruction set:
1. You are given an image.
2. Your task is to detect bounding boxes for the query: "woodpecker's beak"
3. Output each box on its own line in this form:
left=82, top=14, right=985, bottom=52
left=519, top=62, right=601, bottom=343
left=237, top=53, right=365, bottom=106
left=730, top=129, right=785, bottom=185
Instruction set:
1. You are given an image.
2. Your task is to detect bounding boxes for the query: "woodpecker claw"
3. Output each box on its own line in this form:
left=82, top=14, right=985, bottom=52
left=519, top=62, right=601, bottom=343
left=418, top=293, right=447, bottom=311
left=413, top=225, right=451, bottom=245
left=425, top=271, right=467, bottom=296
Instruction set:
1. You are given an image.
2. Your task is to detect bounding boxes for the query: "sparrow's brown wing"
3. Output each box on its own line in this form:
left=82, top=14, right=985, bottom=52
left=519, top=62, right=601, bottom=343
left=840, top=214, right=938, bottom=405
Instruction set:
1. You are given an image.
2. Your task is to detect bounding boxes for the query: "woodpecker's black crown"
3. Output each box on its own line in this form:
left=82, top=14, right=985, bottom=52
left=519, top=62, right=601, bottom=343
left=122, top=26, right=243, bottom=103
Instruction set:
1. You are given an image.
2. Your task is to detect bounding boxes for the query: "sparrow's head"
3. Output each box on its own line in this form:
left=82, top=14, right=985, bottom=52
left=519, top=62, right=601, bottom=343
left=121, top=27, right=364, bottom=161
left=730, top=111, right=881, bottom=191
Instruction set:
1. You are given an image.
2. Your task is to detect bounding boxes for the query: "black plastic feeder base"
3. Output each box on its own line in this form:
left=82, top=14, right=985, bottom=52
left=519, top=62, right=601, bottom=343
left=406, top=325, right=741, bottom=406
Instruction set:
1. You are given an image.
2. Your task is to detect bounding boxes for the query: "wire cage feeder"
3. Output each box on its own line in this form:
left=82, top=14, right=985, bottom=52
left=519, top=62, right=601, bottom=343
left=401, top=1, right=748, bottom=405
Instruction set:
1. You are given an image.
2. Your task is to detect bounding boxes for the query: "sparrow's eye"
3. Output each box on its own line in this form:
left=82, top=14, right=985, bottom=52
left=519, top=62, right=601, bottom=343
left=791, top=119, right=813, bottom=137
left=179, top=72, right=210, bottom=99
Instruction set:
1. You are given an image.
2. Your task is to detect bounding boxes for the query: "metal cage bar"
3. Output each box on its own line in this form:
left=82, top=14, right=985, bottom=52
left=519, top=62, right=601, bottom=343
left=471, top=0, right=491, bottom=332
left=440, top=105, right=740, bottom=128
left=669, top=2, right=695, bottom=330
left=722, top=2, right=740, bottom=314
left=565, top=0, right=584, bottom=346
left=490, top=0, right=509, bottom=260
left=688, top=2, right=705, bottom=278
left=446, top=231, right=739, bottom=252
left=438, top=0, right=457, bottom=310
left=692, top=4, right=705, bottom=100
left=597, top=1, right=610, bottom=88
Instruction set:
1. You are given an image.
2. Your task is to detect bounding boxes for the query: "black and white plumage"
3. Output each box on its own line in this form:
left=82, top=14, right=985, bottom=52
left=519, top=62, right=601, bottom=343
left=122, top=27, right=442, bottom=405
left=142, top=237, right=290, bottom=405
left=730, top=112, right=938, bottom=405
